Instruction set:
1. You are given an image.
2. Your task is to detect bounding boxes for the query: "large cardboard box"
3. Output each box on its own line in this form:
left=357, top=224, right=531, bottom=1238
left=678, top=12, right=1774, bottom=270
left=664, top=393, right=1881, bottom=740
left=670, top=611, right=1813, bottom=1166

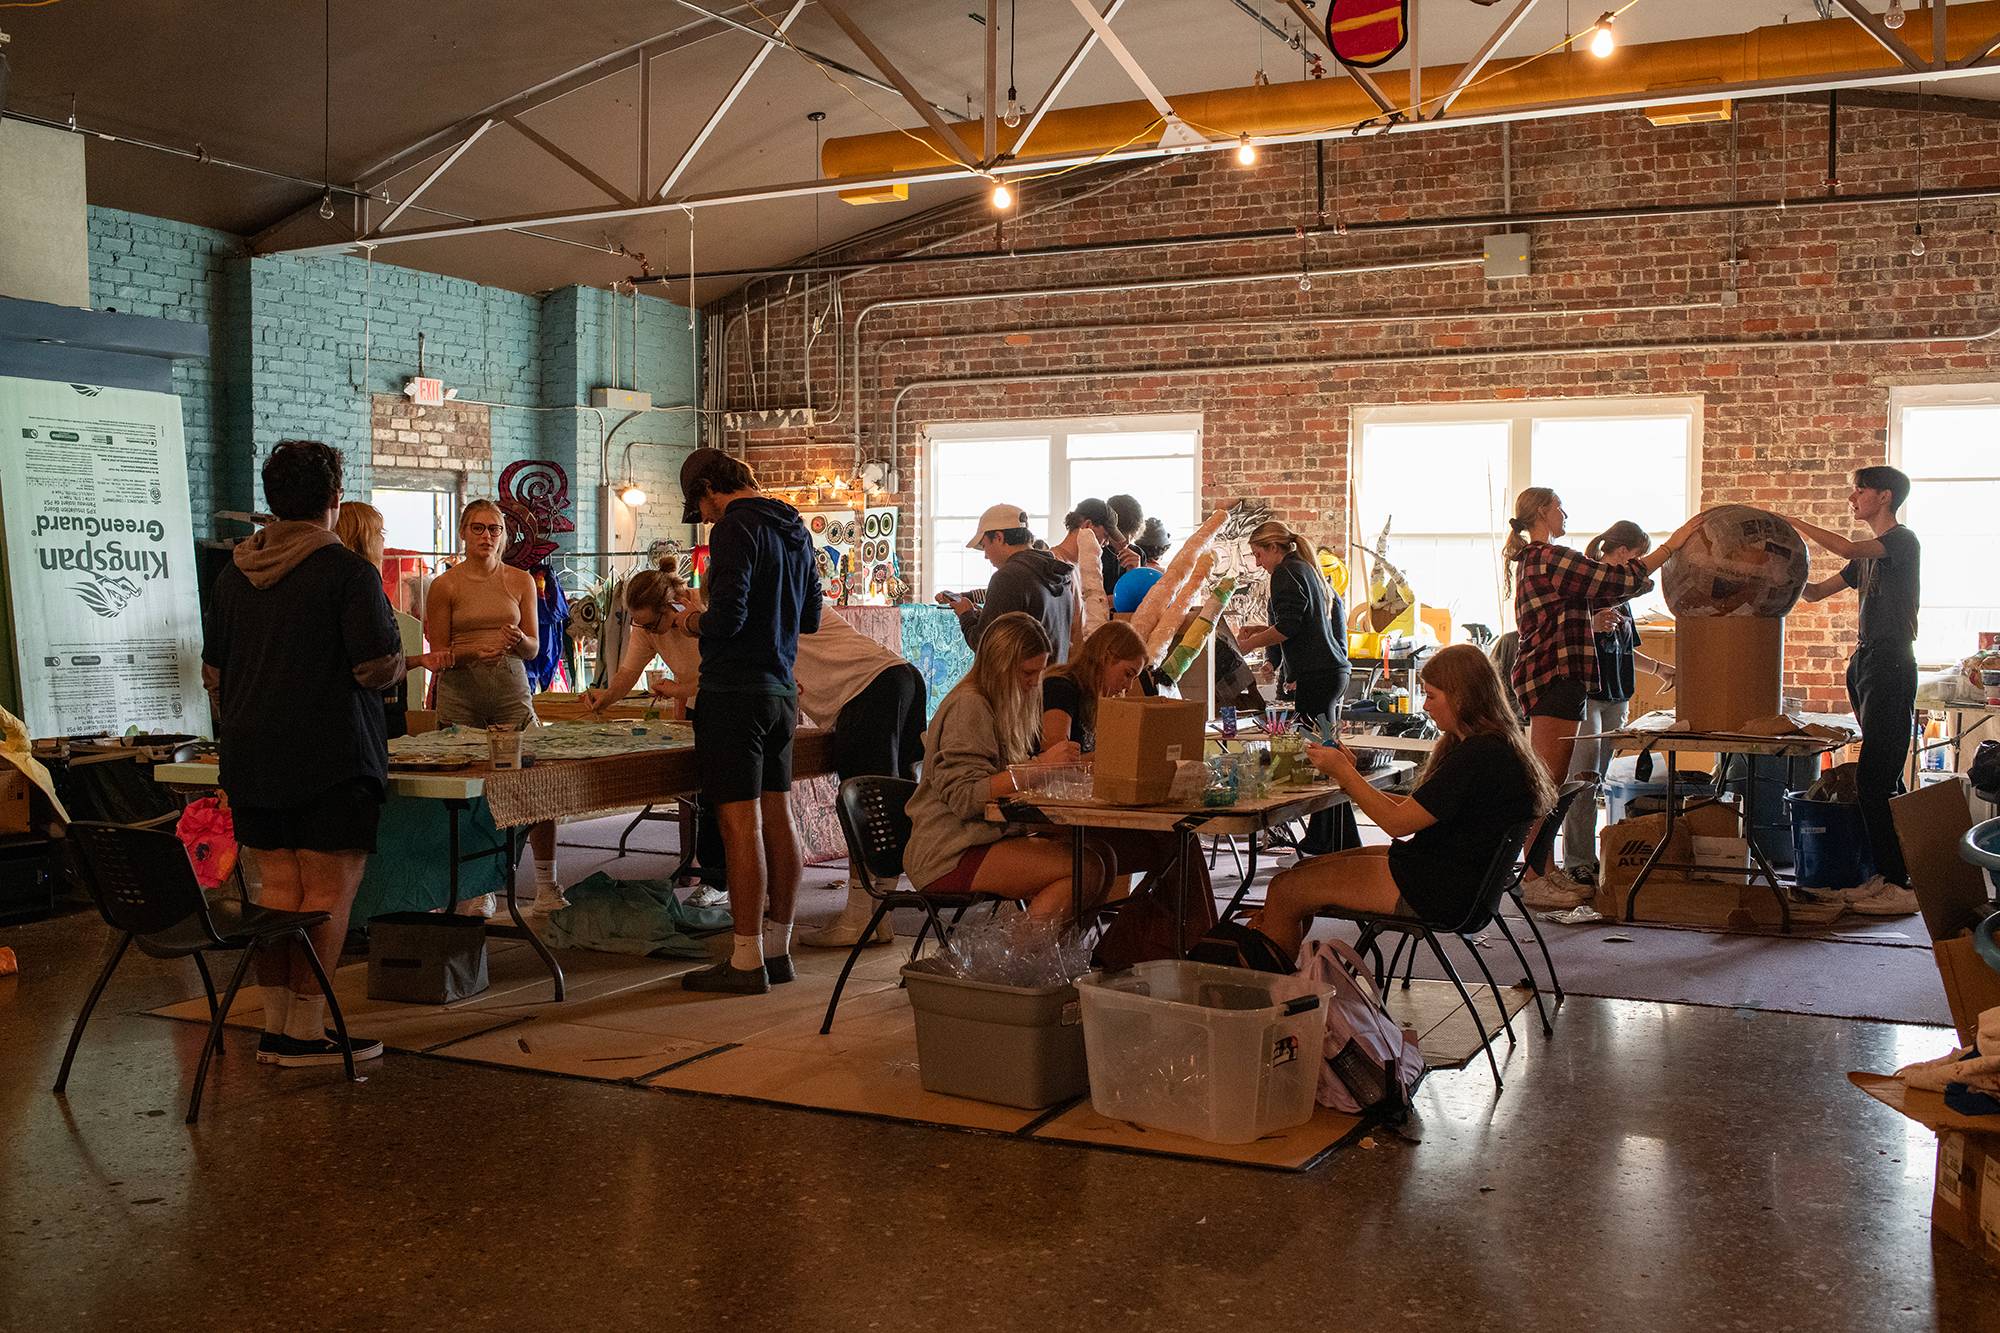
left=1893, top=779, right=2000, bottom=1045
left=1933, top=934, right=2000, bottom=1049
left=1591, top=799, right=1835, bottom=926
left=1675, top=615, right=1783, bottom=732
left=1093, top=697, right=1204, bottom=805
left=1850, top=1073, right=2000, bottom=1274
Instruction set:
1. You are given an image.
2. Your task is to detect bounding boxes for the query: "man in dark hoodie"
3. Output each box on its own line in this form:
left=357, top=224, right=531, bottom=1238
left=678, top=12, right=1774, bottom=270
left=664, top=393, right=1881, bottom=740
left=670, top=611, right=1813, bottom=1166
left=666, top=448, right=822, bottom=995
left=202, top=440, right=401, bottom=1068
left=946, top=502, right=1075, bottom=662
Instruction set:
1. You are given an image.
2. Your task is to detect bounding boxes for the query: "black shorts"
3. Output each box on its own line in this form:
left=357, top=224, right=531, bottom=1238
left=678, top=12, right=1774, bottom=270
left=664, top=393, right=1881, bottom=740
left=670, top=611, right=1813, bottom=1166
left=832, top=663, right=927, bottom=782
left=1528, top=676, right=1590, bottom=722
left=694, top=691, right=798, bottom=805
left=232, top=778, right=384, bottom=854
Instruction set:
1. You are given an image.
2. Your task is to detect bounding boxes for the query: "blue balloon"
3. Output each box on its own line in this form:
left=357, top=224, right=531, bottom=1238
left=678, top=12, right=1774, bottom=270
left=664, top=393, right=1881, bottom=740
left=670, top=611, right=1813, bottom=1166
left=1112, top=566, right=1163, bottom=613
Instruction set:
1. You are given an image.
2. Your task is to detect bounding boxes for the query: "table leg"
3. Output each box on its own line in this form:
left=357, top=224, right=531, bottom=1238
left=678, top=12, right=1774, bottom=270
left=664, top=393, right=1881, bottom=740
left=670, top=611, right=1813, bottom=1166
left=443, top=799, right=464, bottom=911
left=500, top=826, right=566, bottom=1001
left=1623, top=751, right=1679, bottom=923
left=1221, top=828, right=1262, bottom=921
left=1176, top=827, right=1192, bottom=958
left=1740, top=772, right=1793, bottom=934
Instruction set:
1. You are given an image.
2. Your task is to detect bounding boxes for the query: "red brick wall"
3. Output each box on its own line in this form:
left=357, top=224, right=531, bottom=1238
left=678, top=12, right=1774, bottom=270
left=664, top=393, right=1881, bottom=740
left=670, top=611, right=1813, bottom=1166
left=713, top=103, right=2000, bottom=708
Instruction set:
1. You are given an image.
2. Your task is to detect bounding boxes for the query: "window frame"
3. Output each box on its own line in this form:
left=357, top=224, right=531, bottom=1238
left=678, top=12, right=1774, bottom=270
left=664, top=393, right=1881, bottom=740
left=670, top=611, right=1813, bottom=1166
left=921, top=412, right=1204, bottom=601
left=1887, top=381, right=2000, bottom=667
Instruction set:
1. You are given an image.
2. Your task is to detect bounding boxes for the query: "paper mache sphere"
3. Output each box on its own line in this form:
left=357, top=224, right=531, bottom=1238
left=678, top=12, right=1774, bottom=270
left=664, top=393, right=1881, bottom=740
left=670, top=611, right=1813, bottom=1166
left=1661, top=505, right=1810, bottom=618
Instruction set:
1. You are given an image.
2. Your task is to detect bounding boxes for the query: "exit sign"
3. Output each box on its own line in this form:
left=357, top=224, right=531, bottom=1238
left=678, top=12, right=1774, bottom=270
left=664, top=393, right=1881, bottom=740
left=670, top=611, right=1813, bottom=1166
left=406, top=376, right=445, bottom=407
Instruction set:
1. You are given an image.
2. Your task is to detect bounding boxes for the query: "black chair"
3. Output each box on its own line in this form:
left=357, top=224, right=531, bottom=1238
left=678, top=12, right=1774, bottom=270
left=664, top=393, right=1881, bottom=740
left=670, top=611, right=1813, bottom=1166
left=54, top=821, right=359, bottom=1124
left=819, top=776, right=1011, bottom=1035
left=1502, top=777, right=1594, bottom=1012
left=1312, top=819, right=1535, bottom=1091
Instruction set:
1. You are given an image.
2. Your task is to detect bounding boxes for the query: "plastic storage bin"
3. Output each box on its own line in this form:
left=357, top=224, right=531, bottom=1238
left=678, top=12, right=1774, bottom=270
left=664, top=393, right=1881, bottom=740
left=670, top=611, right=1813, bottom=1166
left=1076, top=960, right=1327, bottom=1144
left=1786, top=792, right=1876, bottom=889
left=366, top=912, right=489, bottom=1004
left=901, top=959, right=1088, bottom=1109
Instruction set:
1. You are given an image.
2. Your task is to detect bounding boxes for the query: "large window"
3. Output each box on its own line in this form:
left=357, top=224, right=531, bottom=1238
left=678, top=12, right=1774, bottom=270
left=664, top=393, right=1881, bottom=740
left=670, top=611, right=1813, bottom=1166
left=373, top=479, right=458, bottom=554
left=1891, top=384, right=2000, bottom=665
left=1353, top=397, right=1701, bottom=635
left=923, top=416, right=1200, bottom=598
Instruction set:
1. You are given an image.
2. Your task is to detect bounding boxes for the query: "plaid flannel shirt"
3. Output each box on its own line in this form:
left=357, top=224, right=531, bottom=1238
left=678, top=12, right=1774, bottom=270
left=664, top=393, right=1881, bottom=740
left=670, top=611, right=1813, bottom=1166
left=1510, top=542, right=1654, bottom=712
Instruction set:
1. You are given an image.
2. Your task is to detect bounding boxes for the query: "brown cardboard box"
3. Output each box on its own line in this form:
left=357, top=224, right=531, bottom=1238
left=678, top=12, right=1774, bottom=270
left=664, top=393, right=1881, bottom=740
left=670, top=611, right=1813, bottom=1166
left=1093, top=696, right=1205, bottom=805
left=0, top=768, right=30, bottom=835
left=1591, top=800, right=1824, bottom=926
left=1631, top=622, right=1676, bottom=720
left=1933, top=934, right=2000, bottom=1048
left=1675, top=615, right=1784, bottom=732
left=1850, top=1073, right=2000, bottom=1274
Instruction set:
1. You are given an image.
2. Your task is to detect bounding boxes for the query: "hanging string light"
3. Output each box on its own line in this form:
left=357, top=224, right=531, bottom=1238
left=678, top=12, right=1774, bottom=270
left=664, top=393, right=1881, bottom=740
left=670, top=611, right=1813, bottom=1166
left=1002, top=0, right=1023, bottom=128
left=318, top=0, right=335, bottom=221
left=1587, top=12, right=1617, bottom=58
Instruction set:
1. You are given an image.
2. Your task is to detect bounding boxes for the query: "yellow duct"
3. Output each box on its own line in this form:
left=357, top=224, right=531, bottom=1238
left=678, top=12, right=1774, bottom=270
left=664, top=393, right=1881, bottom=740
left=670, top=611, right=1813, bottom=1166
left=823, top=5, right=1991, bottom=202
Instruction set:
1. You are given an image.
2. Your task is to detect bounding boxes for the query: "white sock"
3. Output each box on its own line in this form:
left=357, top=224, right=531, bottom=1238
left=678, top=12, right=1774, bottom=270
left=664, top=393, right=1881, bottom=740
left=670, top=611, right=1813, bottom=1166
left=260, top=986, right=292, bottom=1036
left=762, top=919, right=793, bottom=957
left=730, top=933, right=764, bottom=971
left=534, top=855, right=558, bottom=890
left=284, top=993, right=328, bottom=1043
left=837, top=884, right=878, bottom=928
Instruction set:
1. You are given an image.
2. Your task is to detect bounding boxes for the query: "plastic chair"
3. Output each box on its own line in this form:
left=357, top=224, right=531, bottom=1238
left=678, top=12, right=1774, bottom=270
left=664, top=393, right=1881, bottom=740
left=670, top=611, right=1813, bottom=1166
left=1963, top=816, right=2000, bottom=874
left=819, top=777, right=1009, bottom=1035
left=1312, top=819, right=1535, bottom=1091
left=54, top=821, right=359, bottom=1124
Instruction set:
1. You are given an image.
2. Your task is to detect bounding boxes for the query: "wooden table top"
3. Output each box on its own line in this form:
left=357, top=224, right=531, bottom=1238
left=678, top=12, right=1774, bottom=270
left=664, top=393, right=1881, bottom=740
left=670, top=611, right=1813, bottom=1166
left=986, top=760, right=1414, bottom=836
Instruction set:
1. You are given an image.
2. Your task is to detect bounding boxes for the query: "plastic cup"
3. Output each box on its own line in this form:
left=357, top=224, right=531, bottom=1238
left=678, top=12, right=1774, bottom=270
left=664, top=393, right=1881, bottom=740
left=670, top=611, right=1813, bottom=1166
left=487, top=726, right=524, bottom=770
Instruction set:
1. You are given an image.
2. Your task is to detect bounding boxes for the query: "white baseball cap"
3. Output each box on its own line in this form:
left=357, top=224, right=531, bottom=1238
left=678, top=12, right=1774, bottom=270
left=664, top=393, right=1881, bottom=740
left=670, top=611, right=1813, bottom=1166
left=966, top=503, right=1030, bottom=548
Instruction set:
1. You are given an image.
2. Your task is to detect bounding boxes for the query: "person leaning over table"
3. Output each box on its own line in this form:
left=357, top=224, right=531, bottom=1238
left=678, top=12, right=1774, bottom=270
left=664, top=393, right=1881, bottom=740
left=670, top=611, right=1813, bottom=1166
left=1251, top=644, right=1556, bottom=957
left=336, top=501, right=454, bottom=740
left=202, top=440, right=399, bottom=1068
left=423, top=498, right=565, bottom=917
left=940, top=502, right=1076, bottom=662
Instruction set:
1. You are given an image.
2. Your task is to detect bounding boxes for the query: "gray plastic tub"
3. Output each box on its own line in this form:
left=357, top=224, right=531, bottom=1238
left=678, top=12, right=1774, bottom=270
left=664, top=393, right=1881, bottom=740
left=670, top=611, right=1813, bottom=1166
left=901, top=959, right=1089, bottom=1109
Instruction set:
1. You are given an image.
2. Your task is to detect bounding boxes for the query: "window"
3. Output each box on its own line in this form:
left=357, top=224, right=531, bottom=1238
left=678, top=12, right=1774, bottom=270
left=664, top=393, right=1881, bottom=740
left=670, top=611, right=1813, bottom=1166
left=1353, top=397, right=1701, bottom=636
left=373, top=484, right=457, bottom=554
left=923, top=416, right=1201, bottom=599
left=1891, top=384, right=2000, bottom=666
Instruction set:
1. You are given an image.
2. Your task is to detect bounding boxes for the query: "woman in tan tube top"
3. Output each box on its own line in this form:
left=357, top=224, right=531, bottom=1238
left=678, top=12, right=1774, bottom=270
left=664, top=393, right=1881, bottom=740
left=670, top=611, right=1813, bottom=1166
left=423, top=499, right=562, bottom=914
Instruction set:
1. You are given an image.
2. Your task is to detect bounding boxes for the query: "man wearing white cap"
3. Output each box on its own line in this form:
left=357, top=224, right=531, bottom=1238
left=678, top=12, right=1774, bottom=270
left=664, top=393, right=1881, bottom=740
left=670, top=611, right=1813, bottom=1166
left=940, top=502, right=1075, bottom=663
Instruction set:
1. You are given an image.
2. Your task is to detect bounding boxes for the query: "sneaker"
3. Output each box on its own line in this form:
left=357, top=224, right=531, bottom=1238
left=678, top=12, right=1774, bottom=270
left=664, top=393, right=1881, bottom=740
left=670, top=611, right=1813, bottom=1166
left=526, top=885, right=570, bottom=916
left=764, top=954, right=796, bottom=985
left=269, top=1031, right=385, bottom=1067
left=1521, top=869, right=1593, bottom=911
left=685, top=884, right=730, bottom=910
left=1847, top=881, right=1920, bottom=917
left=452, top=893, right=496, bottom=918
left=257, top=1031, right=288, bottom=1064
left=680, top=959, right=769, bottom=995
left=1836, top=875, right=1892, bottom=904
left=1564, top=865, right=1599, bottom=887
left=798, top=917, right=896, bottom=949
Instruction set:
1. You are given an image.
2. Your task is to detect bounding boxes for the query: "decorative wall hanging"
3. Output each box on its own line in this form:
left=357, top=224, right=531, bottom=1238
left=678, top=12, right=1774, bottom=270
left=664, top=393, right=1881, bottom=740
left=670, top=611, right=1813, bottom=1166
left=1326, top=0, right=1410, bottom=69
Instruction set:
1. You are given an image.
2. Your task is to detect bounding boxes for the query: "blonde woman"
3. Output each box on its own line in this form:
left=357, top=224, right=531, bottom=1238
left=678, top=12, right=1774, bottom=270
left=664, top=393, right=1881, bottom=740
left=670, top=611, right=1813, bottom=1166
left=580, top=561, right=703, bottom=717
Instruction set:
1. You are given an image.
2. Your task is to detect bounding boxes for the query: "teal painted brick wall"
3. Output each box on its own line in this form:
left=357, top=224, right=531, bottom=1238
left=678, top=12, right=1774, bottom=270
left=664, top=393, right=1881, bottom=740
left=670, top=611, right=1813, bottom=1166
left=569, top=286, right=701, bottom=555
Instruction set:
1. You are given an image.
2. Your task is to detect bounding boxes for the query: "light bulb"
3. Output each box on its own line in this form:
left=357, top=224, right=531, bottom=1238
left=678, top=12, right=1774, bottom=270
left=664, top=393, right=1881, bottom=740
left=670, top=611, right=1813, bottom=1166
left=1587, top=15, right=1616, bottom=58
left=1003, top=88, right=1023, bottom=129
left=990, top=180, right=1013, bottom=210
left=619, top=484, right=648, bottom=507
left=318, top=191, right=336, bottom=220
left=1235, top=134, right=1258, bottom=166
left=1910, top=224, right=1927, bottom=257
left=1298, top=272, right=1313, bottom=292
left=1884, top=0, right=1905, bottom=29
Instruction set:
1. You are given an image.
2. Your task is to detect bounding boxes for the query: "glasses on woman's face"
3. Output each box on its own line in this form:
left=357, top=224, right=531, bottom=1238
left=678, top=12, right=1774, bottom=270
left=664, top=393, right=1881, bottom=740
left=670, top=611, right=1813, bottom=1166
left=633, top=610, right=661, bottom=632
left=465, top=523, right=504, bottom=538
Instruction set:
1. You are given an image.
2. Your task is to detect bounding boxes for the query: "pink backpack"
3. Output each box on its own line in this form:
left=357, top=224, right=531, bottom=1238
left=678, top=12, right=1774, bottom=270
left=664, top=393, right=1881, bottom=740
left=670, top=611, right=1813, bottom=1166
left=1297, top=937, right=1425, bottom=1116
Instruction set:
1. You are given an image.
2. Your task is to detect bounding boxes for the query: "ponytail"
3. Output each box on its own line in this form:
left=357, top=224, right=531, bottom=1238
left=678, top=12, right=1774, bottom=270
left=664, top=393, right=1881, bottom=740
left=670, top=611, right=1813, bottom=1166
left=1501, top=487, right=1558, bottom=593
left=1584, top=520, right=1651, bottom=563
left=1248, top=520, right=1312, bottom=566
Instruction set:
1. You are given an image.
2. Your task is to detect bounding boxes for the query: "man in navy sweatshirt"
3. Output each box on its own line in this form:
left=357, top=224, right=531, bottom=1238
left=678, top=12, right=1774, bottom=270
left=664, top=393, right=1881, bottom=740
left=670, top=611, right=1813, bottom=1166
left=666, top=448, right=823, bottom=994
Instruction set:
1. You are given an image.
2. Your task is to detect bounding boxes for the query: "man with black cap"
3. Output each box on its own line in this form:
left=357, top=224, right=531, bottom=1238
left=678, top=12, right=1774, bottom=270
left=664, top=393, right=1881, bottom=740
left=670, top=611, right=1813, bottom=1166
left=665, top=447, right=822, bottom=994
left=1070, top=497, right=1139, bottom=596
left=942, top=501, right=1075, bottom=662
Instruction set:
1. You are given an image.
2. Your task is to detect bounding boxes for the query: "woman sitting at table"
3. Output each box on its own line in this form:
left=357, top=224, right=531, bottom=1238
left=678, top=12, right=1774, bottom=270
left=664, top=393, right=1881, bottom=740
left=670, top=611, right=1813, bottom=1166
left=1040, top=620, right=1145, bottom=752
left=1252, top=644, right=1555, bottom=955
left=424, top=500, right=563, bottom=915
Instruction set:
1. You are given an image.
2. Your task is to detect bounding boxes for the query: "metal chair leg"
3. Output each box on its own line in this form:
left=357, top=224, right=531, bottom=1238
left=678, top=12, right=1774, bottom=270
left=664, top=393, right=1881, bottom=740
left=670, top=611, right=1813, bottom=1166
left=617, top=803, right=652, bottom=859
left=821, top=901, right=893, bottom=1035
left=1459, top=932, right=1518, bottom=1047
left=187, top=944, right=258, bottom=1124
left=1426, top=932, right=1501, bottom=1092
left=53, top=932, right=132, bottom=1094
left=1512, top=889, right=1566, bottom=1003
left=192, top=952, right=225, bottom=1053
left=296, top=930, right=358, bottom=1085
left=1491, top=914, right=1553, bottom=1036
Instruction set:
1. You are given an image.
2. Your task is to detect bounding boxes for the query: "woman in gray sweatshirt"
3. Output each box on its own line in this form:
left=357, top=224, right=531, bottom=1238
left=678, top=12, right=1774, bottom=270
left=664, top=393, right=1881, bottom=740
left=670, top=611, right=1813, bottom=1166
left=903, top=612, right=1108, bottom=920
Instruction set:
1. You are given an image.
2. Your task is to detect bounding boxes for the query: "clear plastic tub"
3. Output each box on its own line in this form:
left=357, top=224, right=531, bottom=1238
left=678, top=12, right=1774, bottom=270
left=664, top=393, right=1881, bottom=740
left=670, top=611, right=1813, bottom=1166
left=1009, top=762, right=1093, bottom=801
left=1076, top=960, right=1328, bottom=1144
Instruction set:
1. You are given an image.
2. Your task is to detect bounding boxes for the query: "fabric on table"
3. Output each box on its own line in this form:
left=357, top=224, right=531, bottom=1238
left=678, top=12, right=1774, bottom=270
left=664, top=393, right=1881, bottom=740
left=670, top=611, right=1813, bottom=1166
left=541, top=872, right=733, bottom=958
left=900, top=603, right=975, bottom=722
left=351, top=792, right=507, bottom=920
left=529, top=565, right=570, bottom=691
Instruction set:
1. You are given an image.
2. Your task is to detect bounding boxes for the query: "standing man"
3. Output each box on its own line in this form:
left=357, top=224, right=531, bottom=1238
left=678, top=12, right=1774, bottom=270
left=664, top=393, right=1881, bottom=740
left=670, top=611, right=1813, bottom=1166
left=670, top=448, right=822, bottom=994
left=204, top=440, right=400, bottom=1066
left=1793, top=465, right=1921, bottom=914
left=942, top=502, right=1075, bottom=661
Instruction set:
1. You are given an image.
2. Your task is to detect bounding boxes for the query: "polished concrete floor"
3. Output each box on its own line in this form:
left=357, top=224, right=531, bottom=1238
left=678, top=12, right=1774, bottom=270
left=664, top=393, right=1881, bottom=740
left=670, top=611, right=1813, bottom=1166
left=5, top=902, right=1997, bottom=1332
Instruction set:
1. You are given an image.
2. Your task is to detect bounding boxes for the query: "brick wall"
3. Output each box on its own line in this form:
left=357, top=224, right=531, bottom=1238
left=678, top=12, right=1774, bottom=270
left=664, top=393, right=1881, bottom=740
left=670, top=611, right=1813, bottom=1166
left=369, top=394, right=493, bottom=498
left=713, top=102, right=2000, bottom=708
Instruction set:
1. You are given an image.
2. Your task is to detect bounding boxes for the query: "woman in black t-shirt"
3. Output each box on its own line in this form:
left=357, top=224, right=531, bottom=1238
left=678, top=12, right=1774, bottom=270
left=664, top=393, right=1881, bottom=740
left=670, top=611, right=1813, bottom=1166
left=1253, top=644, right=1555, bottom=954
left=1040, top=620, right=1146, bottom=752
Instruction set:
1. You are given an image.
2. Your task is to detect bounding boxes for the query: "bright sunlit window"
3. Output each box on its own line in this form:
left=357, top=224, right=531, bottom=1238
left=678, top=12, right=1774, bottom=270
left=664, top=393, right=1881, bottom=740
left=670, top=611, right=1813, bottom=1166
left=1891, top=384, right=2000, bottom=666
left=923, top=416, right=1200, bottom=599
left=1353, top=398, right=1701, bottom=635
left=373, top=486, right=457, bottom=554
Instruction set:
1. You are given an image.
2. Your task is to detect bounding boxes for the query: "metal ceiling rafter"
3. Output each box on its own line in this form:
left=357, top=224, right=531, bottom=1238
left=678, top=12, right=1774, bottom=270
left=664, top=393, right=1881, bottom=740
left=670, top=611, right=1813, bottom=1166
left=1012, top=0, right=1131, bottom=157
left=1433, top=0, right=1544, bottom=120
left=1830, top=0, right=1929, bottom=71
left=369, top=119, right=494, bottom=236
left=503, top=115, right=634, bottom=204
left=657, top=0, right=812, bottom=198
left=1278, top=0, right=1399, bottom=116
left=262, top=53, right=2000, bottom=258
left=1960, top=25, right=2000, bottom=68
left=664, top=0, right=960, bottom=119
left=814, top=0, right=980, bottom=167
left=1065, top=0, right=1184, bottom=127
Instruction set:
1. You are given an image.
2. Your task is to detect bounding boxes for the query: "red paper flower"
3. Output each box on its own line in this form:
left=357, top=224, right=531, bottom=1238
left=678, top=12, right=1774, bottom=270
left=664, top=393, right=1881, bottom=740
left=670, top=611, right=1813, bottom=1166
left=177, top=797, right=240, bottom=891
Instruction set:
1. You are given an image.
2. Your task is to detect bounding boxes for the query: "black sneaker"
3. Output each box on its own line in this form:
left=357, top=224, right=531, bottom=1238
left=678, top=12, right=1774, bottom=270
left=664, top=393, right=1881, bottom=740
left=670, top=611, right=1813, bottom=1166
left=257, top=1031, right=288, bottom=1065
left=764, top=954, right=795, bottom=985
left=270, top=1032, right=385, bottom=1067
left=681, top=960, right=770, bottom=995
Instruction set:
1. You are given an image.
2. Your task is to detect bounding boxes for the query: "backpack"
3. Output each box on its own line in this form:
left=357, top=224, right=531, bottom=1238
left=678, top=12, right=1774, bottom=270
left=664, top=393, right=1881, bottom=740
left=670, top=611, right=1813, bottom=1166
left=1971, top=740, right=2000, bottom=802
left=1188, top=920, right=1298, bottom=974
left=1297, top=937, right=1425, bottom=1118
left=1090, top=875, right=1220, bottom=971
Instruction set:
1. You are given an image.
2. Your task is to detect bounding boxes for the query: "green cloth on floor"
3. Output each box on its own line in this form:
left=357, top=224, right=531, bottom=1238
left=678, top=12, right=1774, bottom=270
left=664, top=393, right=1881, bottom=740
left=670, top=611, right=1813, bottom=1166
left=354, top=793, right=508, bottom=922
left=542, top=873, right=734, bottom=959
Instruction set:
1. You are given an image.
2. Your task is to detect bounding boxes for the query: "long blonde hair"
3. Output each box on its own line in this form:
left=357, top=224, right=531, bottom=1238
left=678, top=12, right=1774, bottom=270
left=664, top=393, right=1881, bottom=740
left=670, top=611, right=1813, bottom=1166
left=1044, top=620, right=1145, bottom=736
left=1418, top=643, right=1555, bottom=814
left=624, top=558, right=697, bottom=619
left=1248, top=519, right=1312, bottom=566
left=1500, top=487, right=1558, bottom=592
left=959, top=611, right=1051, bottom=765
left=336, top=501, right=386, bottom=569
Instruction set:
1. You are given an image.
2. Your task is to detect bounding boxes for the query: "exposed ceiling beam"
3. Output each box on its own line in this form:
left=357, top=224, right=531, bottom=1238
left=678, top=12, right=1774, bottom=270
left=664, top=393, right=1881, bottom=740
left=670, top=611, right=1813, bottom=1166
left=1434, top=0, right=1544, bottom=121
left=1830, top=0, right=1928, bottom=72
left=985, top=0, right=999, bottom=164
left=1780, top=87, right=2000, bottom=119
left=370, top=120, right=494, bottom=236
left=815, top=0, right=979, bottom=167
left=1278, top=0, right=1399, bottom=117
left=1959, top=25, right=2000, bottom=67
left=663, top=0, right=959, bottom=120
left=1935, top=0, right=1949, bottom=68
left=504, top=116, right=635, bottom=204
left=1066, top=0, right=1179, bottom=124
left=1013, top=0, right=1131, bottom=158
left=263, top=55, right=2000, bottom=258
left=657, top=0, right=811, bottom=198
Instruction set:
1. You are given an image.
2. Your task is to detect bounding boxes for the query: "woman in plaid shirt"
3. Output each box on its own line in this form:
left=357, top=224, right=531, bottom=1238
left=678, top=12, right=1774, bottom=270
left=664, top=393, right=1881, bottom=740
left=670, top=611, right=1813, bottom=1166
left=1503, top=488, right=1701, bottom=908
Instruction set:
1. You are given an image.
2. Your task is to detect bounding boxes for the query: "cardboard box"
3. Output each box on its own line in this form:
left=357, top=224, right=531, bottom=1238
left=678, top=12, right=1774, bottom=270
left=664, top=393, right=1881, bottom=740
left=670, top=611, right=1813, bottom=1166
left=1591, top=799, right=1835, bottom=926
left=1093, top=696, right=1204, bottom=805
left=1675, top=615, right=1783, bottom=732
left=1891, top=779, right=2000, bottom=1045
left=0, top=769, right=30, bottom=835
left=1933, top=934, right=2000, bottom=1048
left=1850, top=1073, right=2000, bottom=1274
left=1632, top=622, right=1676, bottom=720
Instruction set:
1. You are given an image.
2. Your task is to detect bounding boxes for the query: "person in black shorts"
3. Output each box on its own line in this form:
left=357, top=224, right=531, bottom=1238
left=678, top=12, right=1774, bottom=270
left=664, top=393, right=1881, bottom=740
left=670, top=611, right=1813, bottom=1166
left=668, top=448, right=823, bottom=994
left=1793, top=465, right=1922, bottom=914
left=203, top=441, right=403, bottom=1067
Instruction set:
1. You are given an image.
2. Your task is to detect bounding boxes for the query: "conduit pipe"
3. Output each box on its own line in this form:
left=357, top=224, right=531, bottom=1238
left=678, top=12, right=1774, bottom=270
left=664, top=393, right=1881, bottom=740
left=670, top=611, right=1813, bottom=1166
left=887, top=316, right=2000, bottom=452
